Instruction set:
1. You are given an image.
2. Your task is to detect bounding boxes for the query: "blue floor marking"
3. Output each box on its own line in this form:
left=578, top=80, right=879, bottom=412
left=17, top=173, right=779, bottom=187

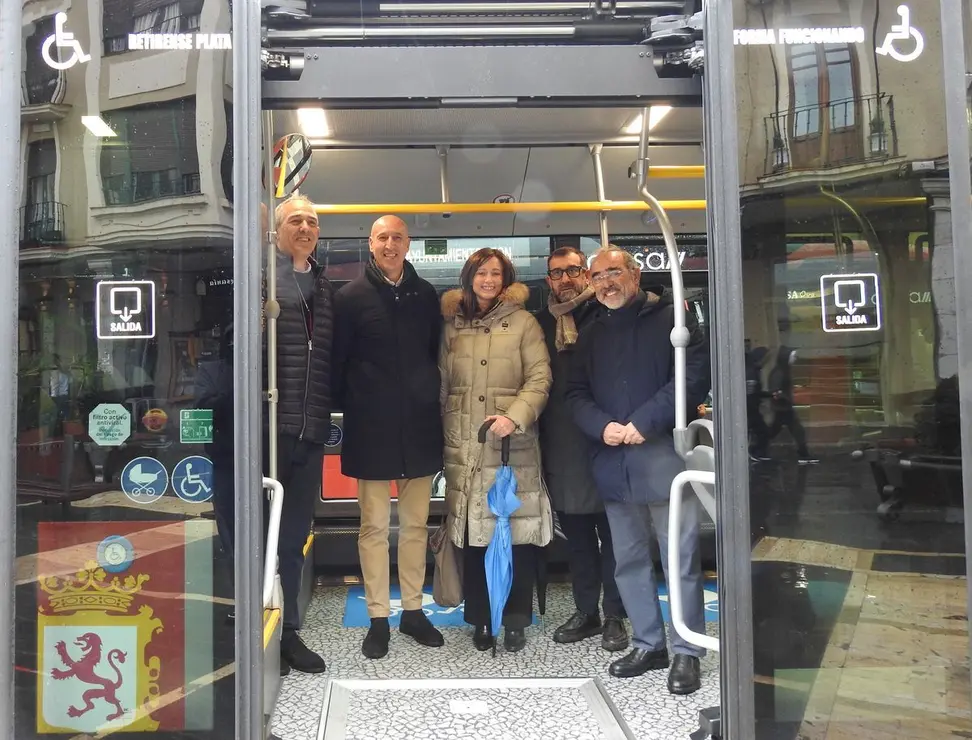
left=342, top=582, right=719, bottom=628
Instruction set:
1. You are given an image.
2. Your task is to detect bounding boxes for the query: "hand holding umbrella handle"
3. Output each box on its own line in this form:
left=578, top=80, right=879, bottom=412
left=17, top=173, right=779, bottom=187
left=478, top=419, right=511, bottom=465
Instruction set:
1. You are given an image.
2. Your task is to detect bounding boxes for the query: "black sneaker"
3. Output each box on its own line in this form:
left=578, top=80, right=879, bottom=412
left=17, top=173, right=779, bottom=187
left=601, top=617, right=629, bottom=652
left=400, top=610, right=444, bottom=648
left=362, top=617, right=390, bottom=659
left=281, top=631, right=326, bottom=674
left=552, top=611, right=602, bottom=644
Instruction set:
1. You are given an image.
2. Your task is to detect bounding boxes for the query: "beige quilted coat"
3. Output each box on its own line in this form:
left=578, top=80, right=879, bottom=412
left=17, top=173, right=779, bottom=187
left=438, top=283, right=553, bottom=549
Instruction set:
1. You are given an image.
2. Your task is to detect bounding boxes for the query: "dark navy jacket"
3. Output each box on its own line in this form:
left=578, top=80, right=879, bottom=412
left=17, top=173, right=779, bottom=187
left=565, top=290, right=710, bottom=504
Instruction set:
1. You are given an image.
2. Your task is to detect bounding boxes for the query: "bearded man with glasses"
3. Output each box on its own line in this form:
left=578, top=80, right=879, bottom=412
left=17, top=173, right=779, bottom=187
left=536, top=247, right=629, bottom=653
left=565, top=245, right=711, bottom=696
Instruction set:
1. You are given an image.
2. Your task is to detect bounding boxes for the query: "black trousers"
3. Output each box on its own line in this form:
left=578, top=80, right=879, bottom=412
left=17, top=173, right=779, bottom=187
left=748, top=396, right=771, bottom=456
left=210, top=451, right=235, bottom=557
left=558, top=511, right=625, bottom=619
left=207, top=437, right=323, bottom=633
left=272, top=436, right=326, bottom=632
left=462, top=534, right=536, bottom=631
left=769, top=403, right=810, bottom=457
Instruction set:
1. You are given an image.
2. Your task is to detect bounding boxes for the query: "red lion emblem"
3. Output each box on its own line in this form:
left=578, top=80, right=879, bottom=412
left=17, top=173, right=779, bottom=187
left=50, top=632, right=127, bottom=722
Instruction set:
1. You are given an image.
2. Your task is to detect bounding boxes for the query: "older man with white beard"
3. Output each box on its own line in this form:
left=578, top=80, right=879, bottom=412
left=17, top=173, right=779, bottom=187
left=565, top=246, right=711, bottom=695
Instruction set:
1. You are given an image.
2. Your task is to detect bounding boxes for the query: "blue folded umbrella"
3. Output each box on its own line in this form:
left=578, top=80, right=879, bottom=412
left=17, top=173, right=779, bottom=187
left=478, top=421, right=521, bottom=655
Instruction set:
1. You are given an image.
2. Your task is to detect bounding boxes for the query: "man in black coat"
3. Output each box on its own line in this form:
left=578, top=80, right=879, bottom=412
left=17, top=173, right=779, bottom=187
left=332, top=215, right=445, bottom=660
left=566, top=246, right=711, bottom=696
left=268, top=194, right=334, bottom=675
left=536, top=247, right=627, bottom=652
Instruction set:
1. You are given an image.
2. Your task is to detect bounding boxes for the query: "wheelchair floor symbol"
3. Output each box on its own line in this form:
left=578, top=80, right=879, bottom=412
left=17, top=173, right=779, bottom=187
left=172, top=456, right=214, bottom=503
left=120, top=457, right=169, bottom=505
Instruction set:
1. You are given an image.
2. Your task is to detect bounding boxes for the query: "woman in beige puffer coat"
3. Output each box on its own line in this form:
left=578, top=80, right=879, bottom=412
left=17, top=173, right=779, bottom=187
left=439, top=248, right=552, bottom=652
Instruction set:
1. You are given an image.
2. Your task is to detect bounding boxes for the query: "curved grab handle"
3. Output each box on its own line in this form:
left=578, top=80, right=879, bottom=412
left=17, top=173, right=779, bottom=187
left=668, top=469, right=720, bottom=654
left=262, top=476, right=284, bottom=609
left=477, top=419, right=510, bottom=465
left=636, top=107, right=691, bottom=458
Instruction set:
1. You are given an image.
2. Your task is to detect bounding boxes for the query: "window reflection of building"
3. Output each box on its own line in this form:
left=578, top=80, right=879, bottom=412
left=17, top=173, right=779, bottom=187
left=103, top=0, right=204, bottom=56
left=23, top=140, right=65, bottom=244
left=736, top=0, right=951, bottom=441
left=785, top=43, right=863, bottom=167
left=17, top=0, right=233, bottom=497
left=101, top=99, right=202, bottom=205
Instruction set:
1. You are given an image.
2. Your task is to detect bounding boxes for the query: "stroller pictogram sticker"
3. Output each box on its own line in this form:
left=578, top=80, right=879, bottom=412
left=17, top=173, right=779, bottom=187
left=120, top=457, right=169, bottom=504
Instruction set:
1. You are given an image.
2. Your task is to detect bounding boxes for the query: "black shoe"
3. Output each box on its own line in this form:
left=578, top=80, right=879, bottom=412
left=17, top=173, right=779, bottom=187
left=668, top=654, right=701, bottom=695
left=601, top=617, right=629, bottom=652
left=608, top=647, right=669, bottom=678
left=400, top=609, right=444, bottom=648
left=473, top=625, right=493, bottom=652
left=279, top=661, right=291, bottom=677
left=504, top=628, right=526, bottom=653
left=552, top=611, right=602, bottom=644
left=362, top=618, right=390, bottom=659
left=281, top=631, right=326, bottom=674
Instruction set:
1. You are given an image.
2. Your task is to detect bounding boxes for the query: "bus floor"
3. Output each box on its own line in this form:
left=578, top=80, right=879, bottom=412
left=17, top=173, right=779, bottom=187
left=271, top=581, right=720, bottom=739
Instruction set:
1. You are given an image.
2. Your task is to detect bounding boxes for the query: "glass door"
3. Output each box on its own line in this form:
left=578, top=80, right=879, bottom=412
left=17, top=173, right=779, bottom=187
left=715, top=0, right=972, bottom=737
left=11, top=0, right=248, bottom=736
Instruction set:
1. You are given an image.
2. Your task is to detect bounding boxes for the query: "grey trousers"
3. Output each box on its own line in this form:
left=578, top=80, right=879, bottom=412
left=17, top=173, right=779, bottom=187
left=604, top=497, right=706, bottom=658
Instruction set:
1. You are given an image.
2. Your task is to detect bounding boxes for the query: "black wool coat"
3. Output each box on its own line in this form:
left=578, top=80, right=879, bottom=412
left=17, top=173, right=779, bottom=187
left=332, top=259, right=444, bottom=481
left=535, top=298, right=604, bottom=515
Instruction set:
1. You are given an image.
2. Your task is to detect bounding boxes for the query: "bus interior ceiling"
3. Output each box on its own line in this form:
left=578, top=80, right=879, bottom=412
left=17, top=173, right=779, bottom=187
left=266, top=106, right=706, bottom=233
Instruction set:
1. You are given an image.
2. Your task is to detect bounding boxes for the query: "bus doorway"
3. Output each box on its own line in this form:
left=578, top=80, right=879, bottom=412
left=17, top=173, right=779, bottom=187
left=257, top=3, right=720, bottom=738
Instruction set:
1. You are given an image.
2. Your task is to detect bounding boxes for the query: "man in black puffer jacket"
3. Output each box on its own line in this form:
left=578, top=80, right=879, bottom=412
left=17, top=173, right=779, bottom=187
left=268, top=194, right=333, bottom=675
left=332, top=215, right=444, bottom=660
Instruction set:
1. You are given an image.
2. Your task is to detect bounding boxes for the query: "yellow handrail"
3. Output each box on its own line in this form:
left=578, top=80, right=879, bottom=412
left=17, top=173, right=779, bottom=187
left=315, top=200, right=706, bottom=214
left=315, top=200, right=705, bottom=215
left=647, top=166, right=705, bottom=178
left=314, top=196, right=925, bottom=216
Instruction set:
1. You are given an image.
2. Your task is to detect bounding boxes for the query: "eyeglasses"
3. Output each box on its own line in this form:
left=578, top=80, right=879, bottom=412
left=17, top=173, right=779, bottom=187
left=590, top=268, right=625, bottom=285
left=547, top=265, right=584, bottom=280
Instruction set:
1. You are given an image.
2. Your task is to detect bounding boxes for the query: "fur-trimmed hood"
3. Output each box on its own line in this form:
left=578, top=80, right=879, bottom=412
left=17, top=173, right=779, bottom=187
left=440, top=282, right=530, bottom=320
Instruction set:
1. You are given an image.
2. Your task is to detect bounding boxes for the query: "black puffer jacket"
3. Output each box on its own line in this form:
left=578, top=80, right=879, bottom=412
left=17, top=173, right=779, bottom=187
left=332, top=259, right=443, bottom=480
left=268, top=251, right=334, bottom=444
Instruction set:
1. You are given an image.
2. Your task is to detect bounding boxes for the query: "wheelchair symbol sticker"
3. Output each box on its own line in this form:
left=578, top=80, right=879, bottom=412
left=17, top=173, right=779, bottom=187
left=41, top=12, right=91, bottom=71
left=172, top=456, right=214, bottom=503
left=877, top=5, right=923, bottom=63
left=97, top=535, right=135, bottom=574
left=120, top=456, right=169, bottom=504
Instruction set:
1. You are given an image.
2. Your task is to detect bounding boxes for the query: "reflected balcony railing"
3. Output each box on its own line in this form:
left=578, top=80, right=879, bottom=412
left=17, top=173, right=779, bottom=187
left=104, top=13, right=203, bottom=55
left=21, top=69, right=66, bottom=107
left=764, top=93, right=897, bottom=175
left=20, top=202, right=67, bottom=245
